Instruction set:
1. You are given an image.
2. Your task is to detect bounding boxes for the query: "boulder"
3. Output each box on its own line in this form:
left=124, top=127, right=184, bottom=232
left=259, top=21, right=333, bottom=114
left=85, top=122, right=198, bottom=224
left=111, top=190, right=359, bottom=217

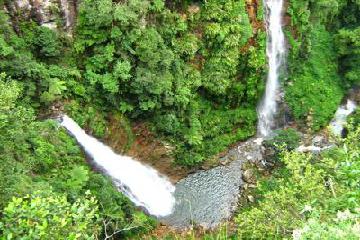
left=247, top=195, right=255, bottom=203
left=243, top=169, right=255, bottom=183
left=312, top=135, right=325, bottom=147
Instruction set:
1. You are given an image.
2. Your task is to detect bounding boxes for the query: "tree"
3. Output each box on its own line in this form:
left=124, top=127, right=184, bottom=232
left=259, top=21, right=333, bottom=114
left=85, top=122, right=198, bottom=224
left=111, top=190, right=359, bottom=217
left=0, top=190, right=100, bottom=240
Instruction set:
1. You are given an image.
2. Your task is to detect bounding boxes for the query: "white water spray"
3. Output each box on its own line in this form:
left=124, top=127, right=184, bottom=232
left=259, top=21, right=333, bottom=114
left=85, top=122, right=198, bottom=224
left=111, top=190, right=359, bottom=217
left=330, top=100, right=357, bottom=136
left=60, top=0, right=71, bottom=28
left=257, top=0, right=286, bottom=137
left=60, top=115, right=175, bottom=217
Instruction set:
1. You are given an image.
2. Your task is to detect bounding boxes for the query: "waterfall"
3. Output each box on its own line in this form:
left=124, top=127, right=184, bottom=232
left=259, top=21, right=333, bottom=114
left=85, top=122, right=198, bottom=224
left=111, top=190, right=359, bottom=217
left=60, top=115, right=175, bottom=217
left=60, top=0, right=71, bottom=28
left=330, top=100, right=357, bottom=136
left=257, top=0, right=286, bottom=137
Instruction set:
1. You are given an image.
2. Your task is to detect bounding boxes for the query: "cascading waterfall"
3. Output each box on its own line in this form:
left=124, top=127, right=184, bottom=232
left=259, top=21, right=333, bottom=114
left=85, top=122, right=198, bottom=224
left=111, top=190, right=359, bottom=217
left=257, top=0, right=286, bottom=137
left=60, top=0, right=71, bottom=28
left=60, top=115, right=175, bottom=217
left=330, top=99, right=357, bottom=136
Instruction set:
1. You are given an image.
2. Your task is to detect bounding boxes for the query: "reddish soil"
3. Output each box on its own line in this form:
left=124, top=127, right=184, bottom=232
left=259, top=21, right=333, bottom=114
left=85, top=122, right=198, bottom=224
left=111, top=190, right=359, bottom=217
left=103, top=114, right=191, bottom=183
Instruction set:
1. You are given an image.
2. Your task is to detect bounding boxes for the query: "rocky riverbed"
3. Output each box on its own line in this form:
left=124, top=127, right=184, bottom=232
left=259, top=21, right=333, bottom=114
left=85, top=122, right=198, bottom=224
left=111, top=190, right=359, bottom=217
left=160, top=138, right=265, bottom=229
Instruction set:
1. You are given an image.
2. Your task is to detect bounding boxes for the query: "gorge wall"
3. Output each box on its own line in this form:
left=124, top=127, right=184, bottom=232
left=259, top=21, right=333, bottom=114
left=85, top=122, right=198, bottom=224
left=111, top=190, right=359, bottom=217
left=4, top=0, right=77, bottom=33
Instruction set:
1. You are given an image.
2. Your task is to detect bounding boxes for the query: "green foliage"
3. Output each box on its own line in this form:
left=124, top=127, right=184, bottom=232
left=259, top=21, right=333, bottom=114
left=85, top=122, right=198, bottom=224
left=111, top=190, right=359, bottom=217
left=200, top=0, right=253, bottom=96
left=0, top=10, right=78, bottom=106
left=153, top=97, right=257, bottom=165
left=336, top=26, right=360, bottom=84
left=66, top=166, right=90, bottom=194
left=0, top=190, right=100, bottom=240
left=2, top=0, right=360, bottom=239
left=0, top=74, right=154, bottom=238
left=32, top=26, right=62, bottom=59
left=286, top=24, right=343, bottom=131
left=64, top=100, right=107, bottom=137
left=285, top=0, right=360, bottom=133
left=264, top=128, right=301, bottom=153
left=332, top=0, right=360, bottom=88
left=72, top=0, right=265, bottom=165
left=296, top=209, right=360, bottom=239
left=236, top=123, right=360, bottom=239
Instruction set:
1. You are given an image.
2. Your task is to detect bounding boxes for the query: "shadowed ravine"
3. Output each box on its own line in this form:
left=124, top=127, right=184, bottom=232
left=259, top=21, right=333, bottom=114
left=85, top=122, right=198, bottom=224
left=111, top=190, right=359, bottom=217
left=59, top=0, right=287, bottom=229
left=56, top=0, right=303, bottom=230
left=59, top=100, right=357, bottom=229
left=162, top=0, right=287, bottom=227
left=60, top=114, right=264, bottom=229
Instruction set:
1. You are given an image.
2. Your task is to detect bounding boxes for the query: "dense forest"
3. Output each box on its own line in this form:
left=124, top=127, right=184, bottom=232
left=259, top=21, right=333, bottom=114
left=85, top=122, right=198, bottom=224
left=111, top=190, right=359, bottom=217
left=0, top=0, right=360, bottom=239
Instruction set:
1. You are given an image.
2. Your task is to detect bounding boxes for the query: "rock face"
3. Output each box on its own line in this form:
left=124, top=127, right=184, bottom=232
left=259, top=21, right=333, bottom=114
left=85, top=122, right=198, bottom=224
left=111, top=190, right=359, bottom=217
left=4, top=0, right=78, bottom=33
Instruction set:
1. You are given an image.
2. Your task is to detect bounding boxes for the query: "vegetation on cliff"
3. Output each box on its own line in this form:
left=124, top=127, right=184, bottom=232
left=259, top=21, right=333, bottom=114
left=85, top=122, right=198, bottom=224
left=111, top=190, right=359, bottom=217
left=236, top=126, right=360, bottom=239
left=0, top=0, right=360, bottom=239
left=285, top=0, right=360, bottom=131
left=1, top=0, right=266, bottom=166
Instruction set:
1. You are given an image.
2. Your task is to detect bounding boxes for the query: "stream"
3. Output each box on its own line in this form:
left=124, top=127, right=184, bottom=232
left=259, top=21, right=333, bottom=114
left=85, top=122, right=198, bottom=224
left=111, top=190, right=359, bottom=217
left=58, top=0, right=288, bottom=229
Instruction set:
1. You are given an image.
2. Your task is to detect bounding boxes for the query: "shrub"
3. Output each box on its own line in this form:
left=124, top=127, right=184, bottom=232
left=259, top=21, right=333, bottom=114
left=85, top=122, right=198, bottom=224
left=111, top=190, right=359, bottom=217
left=285, top=24, right=343, bottom=131
left=0, top=190, right=100, bottom=239
left=236, top=123, right=360, bottom=239
left=264, top=128, right=301, bottom=153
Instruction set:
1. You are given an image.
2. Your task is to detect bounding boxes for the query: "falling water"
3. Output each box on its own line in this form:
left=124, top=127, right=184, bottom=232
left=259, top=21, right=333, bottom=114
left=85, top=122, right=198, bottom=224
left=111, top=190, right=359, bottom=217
left=257, top=0, right=286, bottom=137
left=60, top=0, right=71, bottom=28
left=330, top=99, right=357, bottom=136
left=60, top=115, right=175, bottom=217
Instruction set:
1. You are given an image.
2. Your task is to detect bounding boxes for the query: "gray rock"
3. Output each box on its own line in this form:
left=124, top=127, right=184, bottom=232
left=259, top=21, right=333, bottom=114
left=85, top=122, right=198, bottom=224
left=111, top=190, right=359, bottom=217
left=297, top=145, right=322, bottom=154
left=5, top=0, right=77, bottom=33
left=228, top=153, right=237, bottom=161
left=219, top=156, right=230, bottom=165
left=312, top=135, right=325, bottom=147
left=247, top=195, right=255, bottom=203
left=243, top=169, right=255, bottom=183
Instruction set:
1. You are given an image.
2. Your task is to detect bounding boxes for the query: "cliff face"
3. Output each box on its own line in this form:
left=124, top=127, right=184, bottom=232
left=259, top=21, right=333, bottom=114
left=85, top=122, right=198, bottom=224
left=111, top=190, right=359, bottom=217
left=4, top=0, right=78, bottom=33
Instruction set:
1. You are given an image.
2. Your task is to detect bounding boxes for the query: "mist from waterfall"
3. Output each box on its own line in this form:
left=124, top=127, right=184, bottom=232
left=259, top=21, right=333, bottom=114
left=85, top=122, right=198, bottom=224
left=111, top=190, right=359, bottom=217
left=60, top=115, right=175, bottom=217
left=257, top=0, right=286, bottom=137
left=60, top=0, right=71, bottom=28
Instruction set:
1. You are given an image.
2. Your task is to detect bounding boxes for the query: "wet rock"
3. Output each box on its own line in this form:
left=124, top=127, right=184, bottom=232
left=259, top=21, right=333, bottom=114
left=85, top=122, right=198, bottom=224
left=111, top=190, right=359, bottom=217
left=228, top=153, right=237, bottom=161
left=312, top=135, right=325, bottom=147
left=252, top=150, right=263, bottom=163
left=200, top=165, right=211, bottom=170
left=266, top=162, right=275, bottom=167
left=247, top=195, right=255, bottom=203
left=219, top=156, right=230, bottom=166
left=297, top=145, right=322, bottom=154
left=4, top=0, right=77, bottom=33
left=243, top=169, right=255, bottom=183
left=187, top=4, right=200, bottom=15
left=264, top=147, right=275, bottom=158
